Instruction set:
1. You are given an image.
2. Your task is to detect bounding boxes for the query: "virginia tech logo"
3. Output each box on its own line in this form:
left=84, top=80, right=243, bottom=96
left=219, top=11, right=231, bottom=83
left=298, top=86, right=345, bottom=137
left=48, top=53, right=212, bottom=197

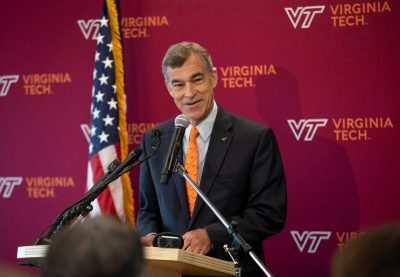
left=288, top=119, right=328, bottom=141
left=0, top=75, right=19, bottom=97
left=77, top=19, right=100, bottom=40
left=0, top=177, right=23, bottom=198
left=219, top=64, right=276, bottom=89
left=291, top=231, right=331, bottom=253
left=285, top=6, right=325, bottom=28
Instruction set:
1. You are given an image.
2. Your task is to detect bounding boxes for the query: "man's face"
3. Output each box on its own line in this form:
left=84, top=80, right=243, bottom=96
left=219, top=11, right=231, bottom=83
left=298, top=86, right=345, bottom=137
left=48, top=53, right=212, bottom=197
left=165, top=54, right=217, bottom=126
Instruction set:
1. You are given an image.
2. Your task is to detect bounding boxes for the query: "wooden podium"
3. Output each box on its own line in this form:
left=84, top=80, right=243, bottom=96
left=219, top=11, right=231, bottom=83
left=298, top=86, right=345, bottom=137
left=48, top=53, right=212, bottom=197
left=17, top=245, right=234, bottom=276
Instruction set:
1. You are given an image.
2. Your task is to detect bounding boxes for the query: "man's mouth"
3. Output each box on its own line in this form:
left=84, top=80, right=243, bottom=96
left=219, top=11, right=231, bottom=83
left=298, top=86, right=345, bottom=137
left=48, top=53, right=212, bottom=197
left=186, top=100, right=201, bottom=106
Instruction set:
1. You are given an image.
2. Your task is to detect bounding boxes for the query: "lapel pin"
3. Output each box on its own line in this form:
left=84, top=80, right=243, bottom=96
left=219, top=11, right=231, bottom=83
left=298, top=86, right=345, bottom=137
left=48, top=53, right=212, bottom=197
left=221, top=137, right=228, bottom=142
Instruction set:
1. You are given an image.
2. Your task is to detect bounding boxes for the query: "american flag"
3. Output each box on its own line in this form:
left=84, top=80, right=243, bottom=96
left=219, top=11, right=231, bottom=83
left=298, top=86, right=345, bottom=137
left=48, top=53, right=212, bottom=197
left=86, top=0, right=134, bottom=224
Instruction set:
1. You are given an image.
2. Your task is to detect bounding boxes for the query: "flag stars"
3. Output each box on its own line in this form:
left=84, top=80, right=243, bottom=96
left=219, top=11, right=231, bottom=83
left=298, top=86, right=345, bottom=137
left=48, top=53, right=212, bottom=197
left=95, top=91, right=105, bottom=102
left=103, top=114, right=115, bottom=126
left=107, top=98, right=118, bottom=110
left=102, top=57, right=113, bottom=69
left=89, top=12, right=120, bottom=154
left=98, top=131, right=109, bottom=143
left=93, top=108, right=100, bottom=119
left=90, top=126, right=97, bottom=136
left=95, top=51, right=101, bottom=61
left=96, top=34, right=104, bottom=44
left=99, top=74, right=109, bottom=85
left=99, top=16, right=109, bottom=27
left=107, top=43, right=113, bottom=52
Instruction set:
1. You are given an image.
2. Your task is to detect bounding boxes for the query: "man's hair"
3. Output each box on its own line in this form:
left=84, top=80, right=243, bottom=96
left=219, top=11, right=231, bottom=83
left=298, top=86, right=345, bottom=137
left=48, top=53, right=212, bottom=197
left=162, top=41, right=214, bottom=80
left=42, top=215, right=144, bottom=277
left=331, top=222, right=400, bottom=277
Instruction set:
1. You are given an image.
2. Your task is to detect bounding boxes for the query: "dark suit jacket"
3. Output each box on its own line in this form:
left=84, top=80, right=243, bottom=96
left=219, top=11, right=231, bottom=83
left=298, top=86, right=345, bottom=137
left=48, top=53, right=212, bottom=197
left=137, top=106, right=287, bottom=275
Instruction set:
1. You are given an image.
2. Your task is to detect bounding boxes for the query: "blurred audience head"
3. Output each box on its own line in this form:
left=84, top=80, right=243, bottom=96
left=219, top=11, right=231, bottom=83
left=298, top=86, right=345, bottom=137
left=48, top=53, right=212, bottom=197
left=331, top=222, right=400, bottom=277
left=0, top=263, right=33, bottom=277
left=42, top=215, right=144, bottom=277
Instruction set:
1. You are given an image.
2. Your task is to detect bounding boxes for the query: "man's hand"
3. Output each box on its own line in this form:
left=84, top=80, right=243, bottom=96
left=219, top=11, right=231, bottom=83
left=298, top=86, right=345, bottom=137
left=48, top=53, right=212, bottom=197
left=140, top=234, right=155, bottom=247
left=182, top=228, right=211, bottom=255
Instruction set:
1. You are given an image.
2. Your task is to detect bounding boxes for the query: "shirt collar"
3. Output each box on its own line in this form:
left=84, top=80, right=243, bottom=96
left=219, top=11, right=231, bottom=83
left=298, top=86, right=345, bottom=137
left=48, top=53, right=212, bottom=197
left=185, top=101, right=218, bottom=142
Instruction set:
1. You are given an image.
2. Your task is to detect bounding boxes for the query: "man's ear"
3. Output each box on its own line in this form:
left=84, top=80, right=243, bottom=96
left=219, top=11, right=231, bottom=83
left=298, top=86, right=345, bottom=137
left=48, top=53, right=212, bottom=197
left=211, top=67, right=218, bottom=88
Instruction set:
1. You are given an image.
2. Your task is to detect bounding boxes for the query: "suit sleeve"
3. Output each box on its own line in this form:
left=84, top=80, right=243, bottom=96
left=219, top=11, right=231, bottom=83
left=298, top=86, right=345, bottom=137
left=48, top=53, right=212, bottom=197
left=206, top=128, right=287, bottom=246
left=136, top=131, right=162, bottom=236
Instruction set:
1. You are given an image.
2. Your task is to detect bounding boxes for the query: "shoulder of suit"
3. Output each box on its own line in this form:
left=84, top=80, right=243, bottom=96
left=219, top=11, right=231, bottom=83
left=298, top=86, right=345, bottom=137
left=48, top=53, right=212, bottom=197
left=223, top=110, right=270, bottom=133
left=140, top=118, right=175, bottom=145
left=145, top=117, right=175, bottom=134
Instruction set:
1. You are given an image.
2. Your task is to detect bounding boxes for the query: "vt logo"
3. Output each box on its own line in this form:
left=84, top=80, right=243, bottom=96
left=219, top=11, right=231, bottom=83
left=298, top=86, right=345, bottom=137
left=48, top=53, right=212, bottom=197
left=287, top=119, right=328, bottom=141
left=285, top=6, right=325, bottom=29
left=0, top=75, right=19, bottom=97
left=291, top=231, right=331, bottom=253
left=77, top=19, right=101, bottom=40
left=0, top=177, right=23, bottom=198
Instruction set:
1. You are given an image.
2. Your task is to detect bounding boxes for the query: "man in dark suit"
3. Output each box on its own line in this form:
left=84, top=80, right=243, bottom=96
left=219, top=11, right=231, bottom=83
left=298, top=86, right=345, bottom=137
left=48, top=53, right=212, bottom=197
left=137, top=41, right=287, bottom=276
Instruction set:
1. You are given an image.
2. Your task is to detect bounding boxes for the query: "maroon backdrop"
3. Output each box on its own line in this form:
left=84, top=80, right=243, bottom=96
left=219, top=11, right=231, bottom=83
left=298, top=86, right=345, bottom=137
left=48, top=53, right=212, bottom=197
left=1, top=0, right=399, bottom=276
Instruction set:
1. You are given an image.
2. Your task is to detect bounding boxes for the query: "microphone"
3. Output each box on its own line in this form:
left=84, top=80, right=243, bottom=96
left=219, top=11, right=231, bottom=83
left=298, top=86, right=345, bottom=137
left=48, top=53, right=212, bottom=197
left=85, top=159, right=121, bottom=195
left=111, top=148, right=142, bottom=177
left=88, top=148, right=142, bottom=196
left=160, top=114, right=190, bottom=184
left=122, top=148, right=143, bottom=169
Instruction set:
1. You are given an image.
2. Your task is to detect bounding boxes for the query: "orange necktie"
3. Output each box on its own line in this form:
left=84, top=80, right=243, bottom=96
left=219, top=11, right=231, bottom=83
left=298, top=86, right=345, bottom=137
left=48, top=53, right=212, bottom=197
left=185, top=127, right=199, bottom=217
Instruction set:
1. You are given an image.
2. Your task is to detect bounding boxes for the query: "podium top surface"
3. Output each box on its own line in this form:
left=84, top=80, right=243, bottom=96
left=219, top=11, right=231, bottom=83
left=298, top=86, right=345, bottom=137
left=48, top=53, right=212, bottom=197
left=145, top=247, right=234, bottom=276
left=17, top=245, right=234, bottom=276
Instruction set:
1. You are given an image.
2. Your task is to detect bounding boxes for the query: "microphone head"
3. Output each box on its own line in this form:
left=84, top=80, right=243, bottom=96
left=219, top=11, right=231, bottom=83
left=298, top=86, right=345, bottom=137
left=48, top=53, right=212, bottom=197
left=130, top=148, right=143, bottom=159
left=126, top=148, right=143, bottom=165
left=175, top=114, right=190, bottom=128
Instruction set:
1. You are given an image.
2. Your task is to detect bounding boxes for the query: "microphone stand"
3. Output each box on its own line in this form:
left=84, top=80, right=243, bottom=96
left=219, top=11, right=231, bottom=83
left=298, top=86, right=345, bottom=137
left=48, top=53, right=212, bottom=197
left=22, top=147, right=157, bottom=269
left=34, top=165, right=124, bottom=245
left=175, top=163, right=274, bottom=277
left=23, top=164, right=131, bottom=268
left=34, top=149, right=143, bottom=245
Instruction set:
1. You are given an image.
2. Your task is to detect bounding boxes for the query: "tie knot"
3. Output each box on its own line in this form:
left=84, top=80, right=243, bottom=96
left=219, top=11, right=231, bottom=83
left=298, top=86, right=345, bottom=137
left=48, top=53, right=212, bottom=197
left=190, top=127, right=199, bottom=140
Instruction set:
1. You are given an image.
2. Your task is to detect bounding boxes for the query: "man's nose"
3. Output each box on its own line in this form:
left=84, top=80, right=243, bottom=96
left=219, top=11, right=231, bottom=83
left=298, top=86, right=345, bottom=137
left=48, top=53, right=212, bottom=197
left=184, top=82, right=195, bottom=97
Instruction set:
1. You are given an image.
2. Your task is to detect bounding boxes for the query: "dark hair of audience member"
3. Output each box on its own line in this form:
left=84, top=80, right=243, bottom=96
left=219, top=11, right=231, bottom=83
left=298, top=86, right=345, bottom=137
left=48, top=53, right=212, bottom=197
left=42, top=215, right=144, bottom=277
left=331, top=222, right=400, bottom=277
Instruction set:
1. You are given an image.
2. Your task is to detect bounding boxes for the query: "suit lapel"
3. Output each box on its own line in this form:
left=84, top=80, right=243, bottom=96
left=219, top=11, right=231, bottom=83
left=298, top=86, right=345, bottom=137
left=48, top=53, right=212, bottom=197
left=172, top=148, right=191, bottom=223
left=189, top=108, right=233, bottom=227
